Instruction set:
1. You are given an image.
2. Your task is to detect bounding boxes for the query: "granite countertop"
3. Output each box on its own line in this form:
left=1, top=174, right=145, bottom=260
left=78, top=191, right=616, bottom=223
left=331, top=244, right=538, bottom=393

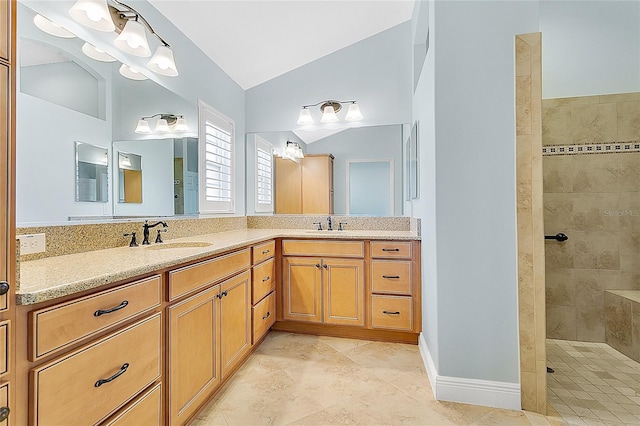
left=17, top=228, right=419, bottom=305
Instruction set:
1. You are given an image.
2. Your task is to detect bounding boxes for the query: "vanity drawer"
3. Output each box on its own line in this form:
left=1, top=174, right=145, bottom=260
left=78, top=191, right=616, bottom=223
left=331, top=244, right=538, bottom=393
left=253, top=240, right=275, bottom=264
left=370, top=241, right=412, bottom=259
left=31, top=313, right=161, bottom=426
left=252, top=258, right=275, bottom=304
left=370, top=295, right=413, bottom=331
left=169, top=248, right=251, bottom=300
left=371, top=260, right=412, bottom=295
left=282, top=240, right=364, bottom=258
left=30, top=275, right=162, bottom=361
left=0, top=382, right=8, bottom=426
left=103, top=382, right=162, bottom=426
left=252, top=291, right=275, bottom=344
left=0, top=321, right=8, bottom=378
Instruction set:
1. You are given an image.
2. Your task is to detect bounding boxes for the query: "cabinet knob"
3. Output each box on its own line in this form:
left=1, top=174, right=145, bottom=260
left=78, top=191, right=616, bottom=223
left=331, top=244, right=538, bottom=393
left=0, top=282, right=8, bottom=296
left=322, top=264, right=327, bottom=269
left=315, top=264, right=320, bottom=268
left=0, top=406, right=9, bottom=422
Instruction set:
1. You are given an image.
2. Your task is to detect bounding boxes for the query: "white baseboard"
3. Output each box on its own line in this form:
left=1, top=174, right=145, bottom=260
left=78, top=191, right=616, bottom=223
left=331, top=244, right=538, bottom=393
left=418, top=333, right=521, bottom=411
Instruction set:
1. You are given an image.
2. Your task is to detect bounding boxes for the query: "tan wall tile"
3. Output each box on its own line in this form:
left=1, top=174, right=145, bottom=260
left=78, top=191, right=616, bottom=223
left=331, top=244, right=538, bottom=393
left=574, top=270, right=605, bottom=307
left=617, top=101, right=640, bottom=141
left=617, top=152, right=640, bottom=192
left=571, top=154, right=619, bottom=193
left=620, top=232, right=640, bottom=273
left=618, top=271, right=640, bottom=290
left=571, top=103, right=618, bottom=144
left=521, top=371, right=538, bottom=412
left=605, top=292, right=633, bottom=358
left=542, top=106, right=572, bottom=146
left=543, top=156, right=574, bottom=193
left=599, top=92, right=640, bottom=104
left=515, top=37, right=531, bottom=77
left=572, top=193, right=620, bottom=232
left=543, top=96, right=600, bottom=108
left=576, top=306, right=605, bottom=342
left=543, top=194, right=574, bottom=231
left=545, top=268, right=574, bottom=306
left=546, top=305, right=576, bottom=340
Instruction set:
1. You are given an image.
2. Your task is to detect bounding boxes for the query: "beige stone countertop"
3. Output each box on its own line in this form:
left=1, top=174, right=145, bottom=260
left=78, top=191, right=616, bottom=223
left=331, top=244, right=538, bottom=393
left=17, top=228, right=419, bottom=305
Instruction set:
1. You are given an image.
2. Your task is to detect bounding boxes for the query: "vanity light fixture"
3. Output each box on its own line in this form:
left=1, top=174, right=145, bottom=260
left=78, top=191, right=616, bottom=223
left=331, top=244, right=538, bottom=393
left=135, top=114, right=189, bottom=134
left=33, top=14, right=76, bottom=38
left=82, top=42, right=116, bottom=62
left=278, top=141, right=304, bottom=160
left=297, top=100, right=363, bottom=125
left=69, top=0, right=179, bottom=76
left=119, top=63, right=148, bottom=80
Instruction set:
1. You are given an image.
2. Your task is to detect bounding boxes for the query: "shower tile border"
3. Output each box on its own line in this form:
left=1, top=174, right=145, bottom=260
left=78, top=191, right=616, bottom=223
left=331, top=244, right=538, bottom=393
left=543, top=141, right=640, bottom=156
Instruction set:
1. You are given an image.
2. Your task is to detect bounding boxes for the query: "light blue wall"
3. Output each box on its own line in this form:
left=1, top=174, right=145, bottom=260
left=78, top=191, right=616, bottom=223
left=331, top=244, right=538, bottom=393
left=306, top=125, right=403, bottom=215
left=245, top=22, right=412, bottom=133
left=540, top=0, right=640, bottom=98
left=412, top=0, right=539, bottom=385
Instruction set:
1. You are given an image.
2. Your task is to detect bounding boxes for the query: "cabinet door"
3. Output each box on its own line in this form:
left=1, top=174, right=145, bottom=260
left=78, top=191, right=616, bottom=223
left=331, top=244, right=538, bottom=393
left=283, top=257, right=322, bottom=323
left=323, top=258, right=365, bottom=326
left=0, top=1, right=8, bottom=61
left=0, top=64, right=8, bottom=314
left=220, top=271, right=251, bottom=379
left=168, top=286, right=220, bottom=425
left=274, top=157, right=301, bottom=214
left=301, top=155, right=332, bottom=214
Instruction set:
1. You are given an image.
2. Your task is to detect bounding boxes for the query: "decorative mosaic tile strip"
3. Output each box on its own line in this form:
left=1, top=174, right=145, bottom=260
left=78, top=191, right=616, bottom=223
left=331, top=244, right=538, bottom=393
left=542, top=141, right=640, bottom=156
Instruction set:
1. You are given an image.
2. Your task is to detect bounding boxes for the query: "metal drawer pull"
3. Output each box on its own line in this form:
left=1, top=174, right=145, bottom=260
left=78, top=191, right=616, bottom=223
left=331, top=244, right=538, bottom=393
left=382, top=275, right=400, bottom=279
left=94, top=300, right=129, bottom=317
left=0, top=281, right=9, bottom=295
left=95, top=363, right=129, bottom=387
left=262, top=249, right=271, bottom=254
left=262, top=276, right=271, bottom=282
left=262, top=311, right=271, bottom=320
left=0, top=406, right=9, bottom=422
left=383, top=311, right=401, bottom=315
left=217, top=291, right=229, bottom=299
left=382, top=248, right=400, bottom=252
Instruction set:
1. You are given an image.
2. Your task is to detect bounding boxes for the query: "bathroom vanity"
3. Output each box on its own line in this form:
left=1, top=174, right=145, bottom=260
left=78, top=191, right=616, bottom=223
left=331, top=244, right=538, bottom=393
left=13, top=228, right=421, bottom=425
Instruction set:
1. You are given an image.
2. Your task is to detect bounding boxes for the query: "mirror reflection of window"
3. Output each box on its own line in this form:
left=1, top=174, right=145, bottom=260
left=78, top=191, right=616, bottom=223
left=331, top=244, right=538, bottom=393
left=118, top=152, right=142, bottom=203
left=75, top=142, right=109, bottom=203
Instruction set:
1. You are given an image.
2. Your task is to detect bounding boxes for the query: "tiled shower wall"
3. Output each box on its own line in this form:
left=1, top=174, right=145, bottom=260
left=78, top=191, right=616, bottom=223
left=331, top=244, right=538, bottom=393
left=543, top=92, right=640, bottom=343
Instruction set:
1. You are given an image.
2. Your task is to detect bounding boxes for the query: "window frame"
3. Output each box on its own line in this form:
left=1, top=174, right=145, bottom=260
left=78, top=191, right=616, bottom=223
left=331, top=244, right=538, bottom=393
left=254, top=135, right=274, bottom=213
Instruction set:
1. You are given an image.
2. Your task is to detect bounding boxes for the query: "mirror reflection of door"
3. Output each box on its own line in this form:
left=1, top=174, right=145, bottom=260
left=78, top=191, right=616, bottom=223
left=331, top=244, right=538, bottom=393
left=347, top=160, right=394, bottom=216
left=174, top=137, right=198, bottom=215
left=118, top=152, right=142, bottom=203
left=75, top=142, right=109, bottom=202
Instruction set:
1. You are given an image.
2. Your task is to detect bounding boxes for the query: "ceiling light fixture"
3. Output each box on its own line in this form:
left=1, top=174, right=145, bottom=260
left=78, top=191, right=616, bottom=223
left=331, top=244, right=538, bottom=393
left=33, top=14, right=76, bottom=38
left=297, top=100, right=363, bottom=125
left=81, top=42, right=116, bottom=62
left=69, top=0, right=179, bottom=76
left=119, top=63, right=147, bottom=80
left=135, top=113, right=189, bottom=134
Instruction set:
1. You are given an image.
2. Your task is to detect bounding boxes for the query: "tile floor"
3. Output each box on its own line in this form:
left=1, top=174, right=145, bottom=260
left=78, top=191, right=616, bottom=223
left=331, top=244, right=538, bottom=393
left=191, top=332, right=563, bottom=425
left=547, top=339, right=640, bottom=425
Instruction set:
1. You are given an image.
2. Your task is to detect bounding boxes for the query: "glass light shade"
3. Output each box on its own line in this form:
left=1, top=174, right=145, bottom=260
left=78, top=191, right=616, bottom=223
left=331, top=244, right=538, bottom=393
left=34, top=14, right=76, bottom=38
left=320, top=105, right=338, bottom=123
left=134, top=119, right=151, bottom=134
left=114, top=20, right=151, bottom=57
left=69, top=0, right=115, bottom=32
left=297, top=108, right=314, bottom=125
left=345, top=102, right=363, bottom=121
left=155, top=118, right=170, bottom=133
left=82, top=42, right=116, bottom=62
left=147, top=45, right=178, bottom=77
left=174, top=117, right=189, bottom=132
left=119, top=64, right=148, bottom=81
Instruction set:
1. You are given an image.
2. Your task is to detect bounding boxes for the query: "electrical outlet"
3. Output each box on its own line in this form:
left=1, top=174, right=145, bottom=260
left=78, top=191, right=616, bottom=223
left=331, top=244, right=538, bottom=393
left=18, top=233, right=46, bottom=255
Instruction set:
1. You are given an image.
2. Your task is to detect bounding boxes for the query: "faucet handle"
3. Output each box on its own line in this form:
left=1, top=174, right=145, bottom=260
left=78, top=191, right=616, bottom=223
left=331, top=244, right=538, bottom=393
left=338, top=222, right=347, bottom=231
left=124, top=232, right=138, bottom=247
left=312, top=222, right=323, bottom=231
left=155, top=229, right=168, bottom=244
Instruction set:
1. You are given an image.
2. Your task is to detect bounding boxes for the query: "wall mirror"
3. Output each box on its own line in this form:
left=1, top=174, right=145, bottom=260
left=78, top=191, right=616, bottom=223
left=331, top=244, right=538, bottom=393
left=16, top=2, right=198, bottom=225
left=117, top=151, right=142, bottom=204
left=246, top=124, right=408, bottom=217
left=75, top=142, right=108, bottom=203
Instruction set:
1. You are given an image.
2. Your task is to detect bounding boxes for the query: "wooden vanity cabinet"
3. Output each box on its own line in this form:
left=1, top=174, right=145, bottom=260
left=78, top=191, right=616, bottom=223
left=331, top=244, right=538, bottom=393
left=275, top=154, right=334, bottom=214
left=0, top=1, right=14, bottom=423
left=251, top=240, right=276, bottom=344
left=282, top=240, right=365, bottom=327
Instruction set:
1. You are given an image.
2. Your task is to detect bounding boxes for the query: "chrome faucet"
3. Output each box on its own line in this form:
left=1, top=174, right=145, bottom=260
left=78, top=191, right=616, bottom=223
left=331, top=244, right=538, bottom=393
left=327, top=216, right=333, bottom=231
left=142, top=220, right=168, bottom=245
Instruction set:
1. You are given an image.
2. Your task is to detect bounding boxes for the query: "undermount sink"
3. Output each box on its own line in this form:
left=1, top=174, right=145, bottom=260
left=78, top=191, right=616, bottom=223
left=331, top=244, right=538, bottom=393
left=146, top=242, right=213, bottom=250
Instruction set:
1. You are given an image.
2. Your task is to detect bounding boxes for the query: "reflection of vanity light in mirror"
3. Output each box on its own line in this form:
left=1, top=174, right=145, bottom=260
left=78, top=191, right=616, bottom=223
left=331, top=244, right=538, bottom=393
left=33, top=14, right=76, bottom=39
left=275, top=141, right=304, bottom=161
left=69, top=0, right=179, bottom=76
left=297, top=100, right=363, bottom=125
left=119, top=63, right=148, bottom=80
left=81, top=42, right=116, bottom=62
left=135, top=114, right=189, bottom=135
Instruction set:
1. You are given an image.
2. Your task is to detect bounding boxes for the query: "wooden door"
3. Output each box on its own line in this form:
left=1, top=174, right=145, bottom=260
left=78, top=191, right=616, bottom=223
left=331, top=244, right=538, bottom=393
left=173, top=157, right=184, bottom=214
left=301, top=155, right=333, bottom=214
left=219, top=271, right=251, bottom=379
left=123, top=169, right=142, bottom=203
left=274, top=157, right=301, bottom=213
left=282, top=257, right=322, bottom=323
left=0, top=1, right=8, bottom=61
left=168, top=285, right=220, bottom=425
left=323, top=258, right=365, bottom=326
